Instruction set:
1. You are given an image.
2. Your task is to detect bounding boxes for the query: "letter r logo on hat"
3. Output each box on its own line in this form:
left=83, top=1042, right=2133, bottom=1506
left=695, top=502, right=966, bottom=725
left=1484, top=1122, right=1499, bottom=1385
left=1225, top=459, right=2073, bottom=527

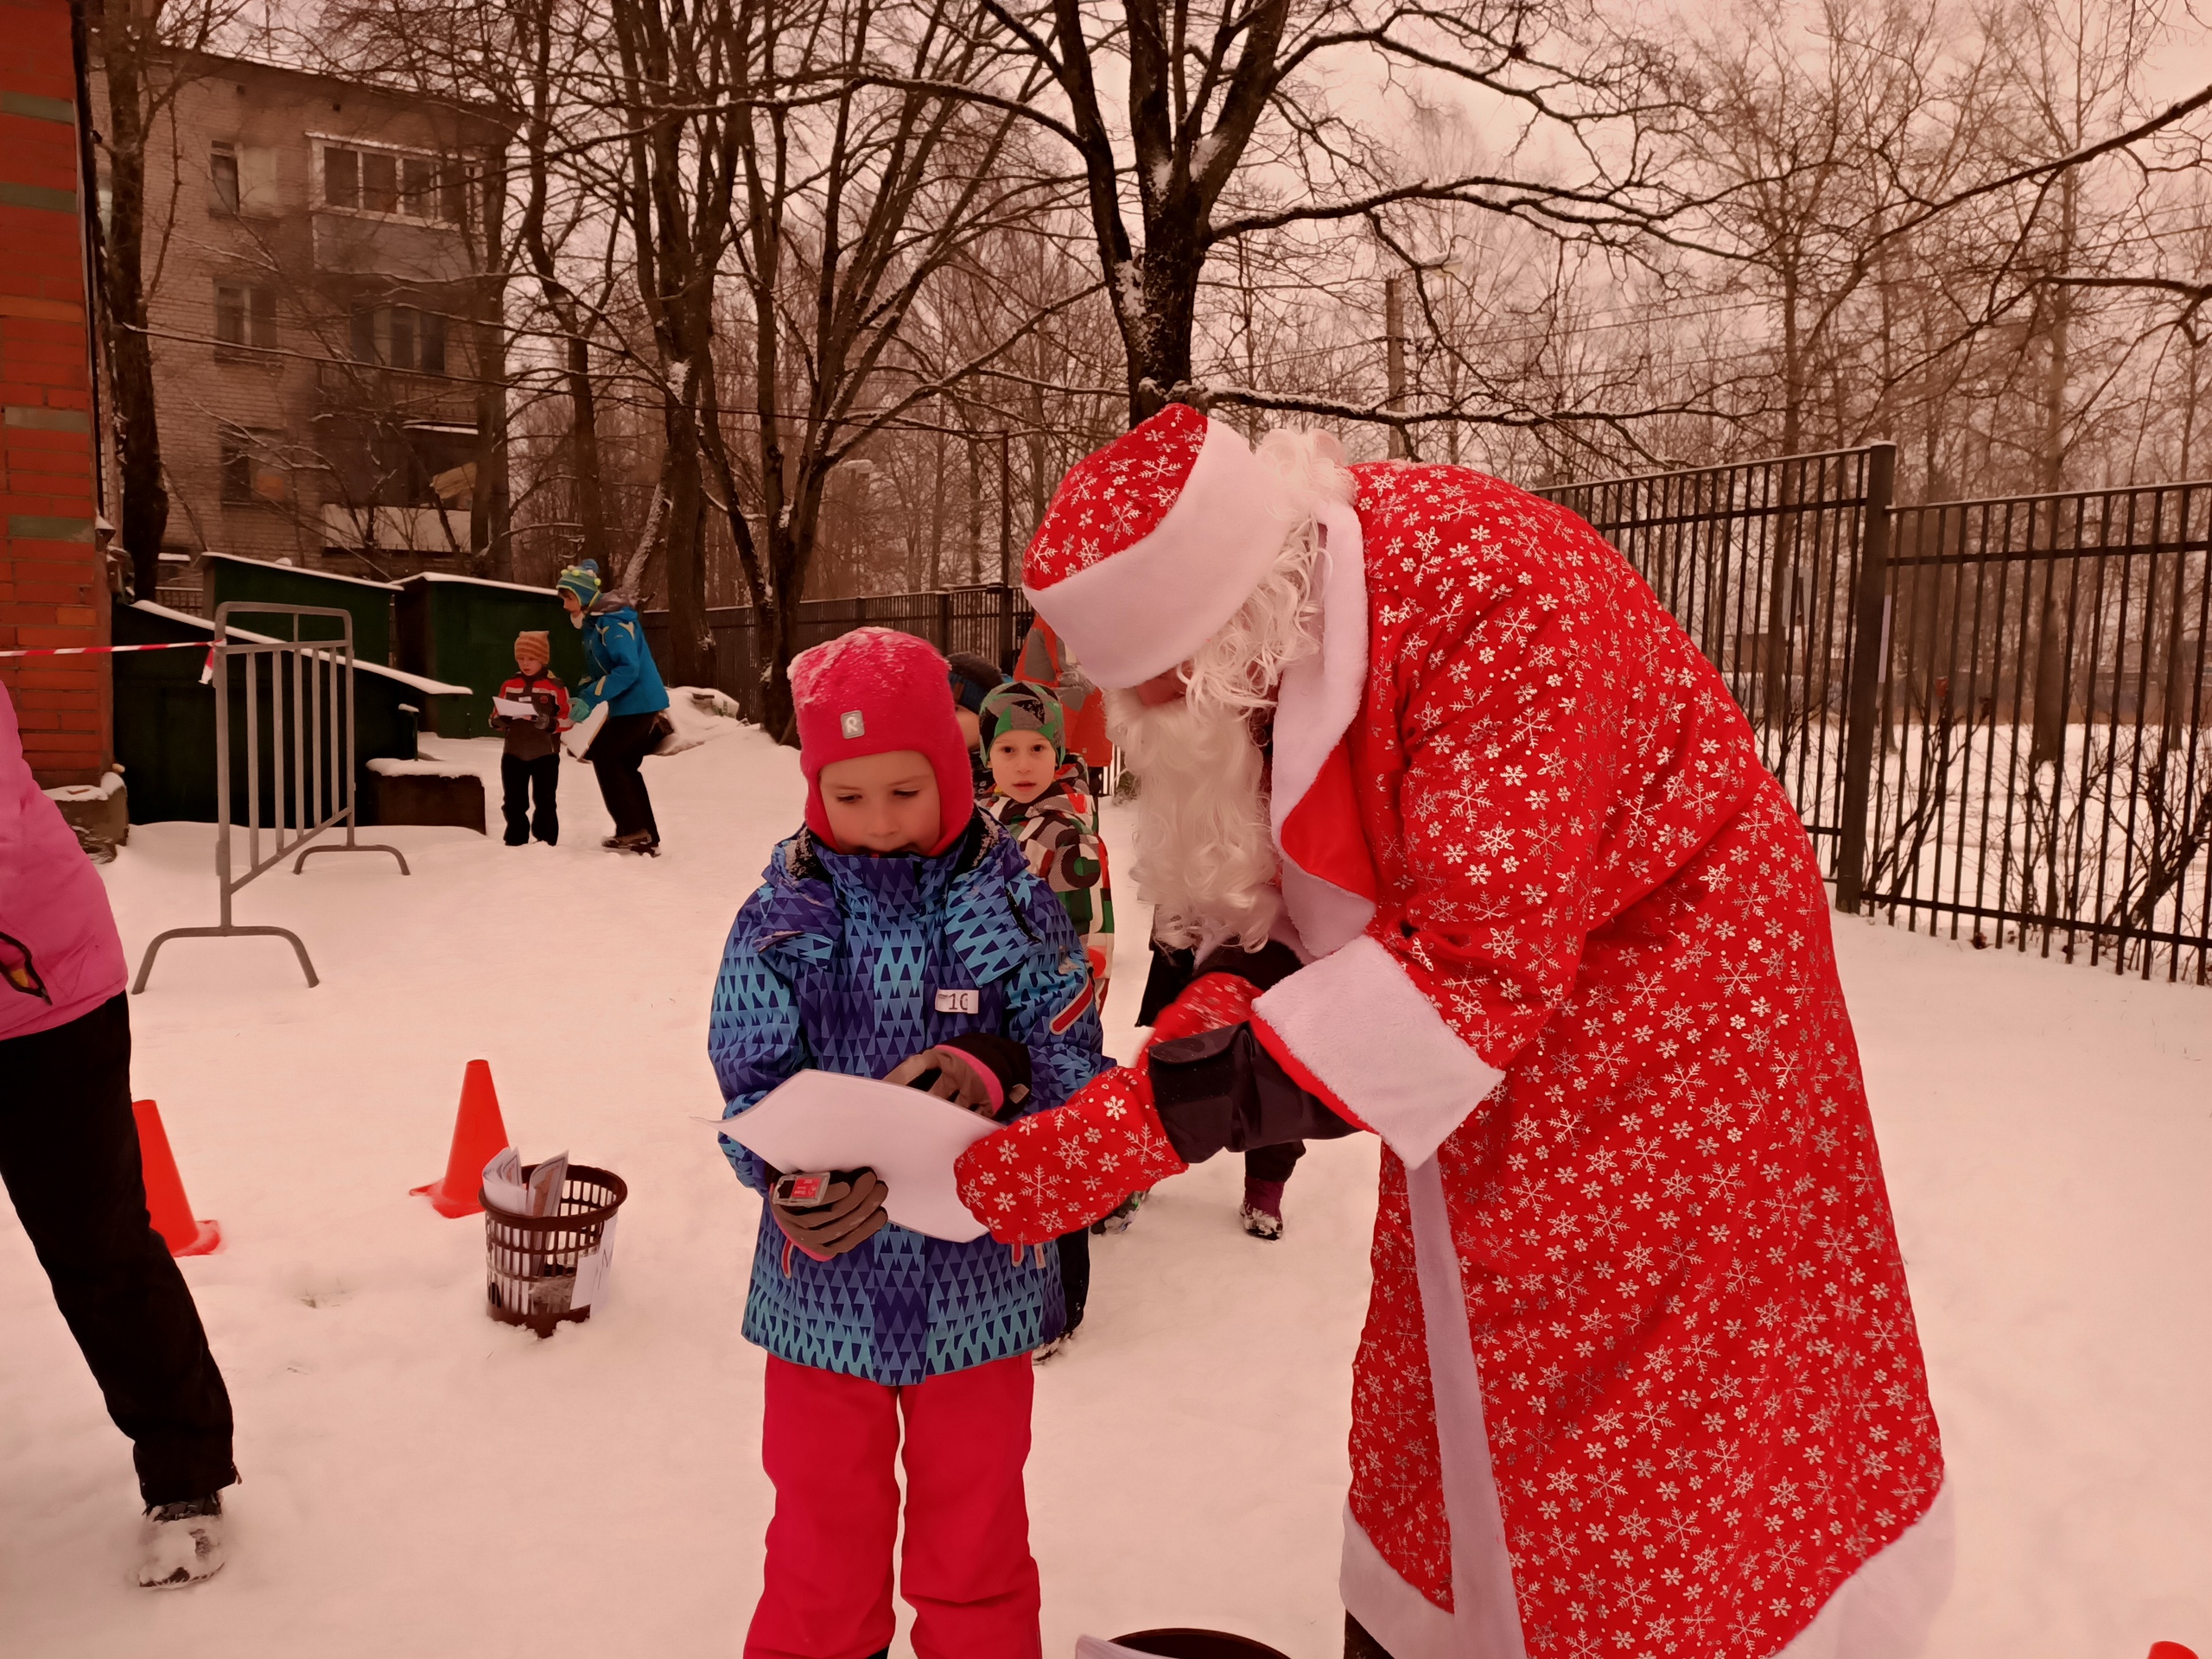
left=841, top=710, right=865, bottom=738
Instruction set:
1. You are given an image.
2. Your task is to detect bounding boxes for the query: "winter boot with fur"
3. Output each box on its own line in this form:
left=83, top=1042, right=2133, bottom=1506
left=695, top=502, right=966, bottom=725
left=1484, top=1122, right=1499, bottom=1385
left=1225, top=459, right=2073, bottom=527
left=137, top=1493, right=225, bottom=1588
left=1092, top=1189, right=1147, bottom=1236
left=1239, top=1179, right=1287, bottom=1240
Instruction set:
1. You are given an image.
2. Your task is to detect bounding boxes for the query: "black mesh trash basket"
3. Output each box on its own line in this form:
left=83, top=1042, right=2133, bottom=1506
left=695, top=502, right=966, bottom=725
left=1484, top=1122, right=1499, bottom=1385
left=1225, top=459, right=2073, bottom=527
left=1108, top=1634, right=1291, bottom=1659
left=480, top=1164, right=627, bottom=1338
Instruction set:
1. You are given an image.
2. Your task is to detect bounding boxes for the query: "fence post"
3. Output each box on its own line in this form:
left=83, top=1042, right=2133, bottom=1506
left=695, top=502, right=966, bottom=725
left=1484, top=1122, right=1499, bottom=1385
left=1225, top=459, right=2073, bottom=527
left=936, top=589, right=952, bottom=652
left=999, top=432, right=1014, bottom=586
left=1834, top=442, right=1897, bottom=914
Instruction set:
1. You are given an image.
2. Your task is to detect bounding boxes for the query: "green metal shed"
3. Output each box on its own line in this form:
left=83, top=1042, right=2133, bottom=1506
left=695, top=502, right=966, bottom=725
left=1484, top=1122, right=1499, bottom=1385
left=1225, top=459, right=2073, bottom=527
left=396, top=573, right=585, bottom=737
left=203, top=553, right=402, bottom=666
left=113, top=601, right=471, bottom=823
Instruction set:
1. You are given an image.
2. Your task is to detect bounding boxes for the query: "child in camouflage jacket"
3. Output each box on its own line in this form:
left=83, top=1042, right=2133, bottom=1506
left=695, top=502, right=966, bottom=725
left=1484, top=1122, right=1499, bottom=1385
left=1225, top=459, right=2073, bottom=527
left=978, top=680, right=1114, bottom=1006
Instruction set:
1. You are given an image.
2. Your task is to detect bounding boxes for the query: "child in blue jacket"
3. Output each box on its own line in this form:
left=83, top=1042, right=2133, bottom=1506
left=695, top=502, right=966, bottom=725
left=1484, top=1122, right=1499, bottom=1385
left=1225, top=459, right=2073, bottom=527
left=709, top=627, right=1108, bottom=1659
left=556, top=559, right=671, bottom=854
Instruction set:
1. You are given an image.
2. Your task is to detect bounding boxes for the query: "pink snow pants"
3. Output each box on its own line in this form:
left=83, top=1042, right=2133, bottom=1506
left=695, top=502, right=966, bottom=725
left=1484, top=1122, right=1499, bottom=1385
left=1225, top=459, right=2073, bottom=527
left=744, top=1353, right=1043, bottom=1659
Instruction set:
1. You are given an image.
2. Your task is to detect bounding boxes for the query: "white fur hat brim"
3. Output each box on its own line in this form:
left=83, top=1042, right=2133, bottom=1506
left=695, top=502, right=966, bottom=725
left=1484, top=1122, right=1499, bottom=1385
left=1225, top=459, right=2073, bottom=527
left=1023, top=417, right=1287, bottom=689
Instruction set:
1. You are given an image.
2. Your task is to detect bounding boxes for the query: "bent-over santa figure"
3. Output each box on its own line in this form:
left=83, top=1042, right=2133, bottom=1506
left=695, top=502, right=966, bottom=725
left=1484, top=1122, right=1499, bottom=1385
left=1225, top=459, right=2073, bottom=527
left=953, top=405, right=1951, bottom=1659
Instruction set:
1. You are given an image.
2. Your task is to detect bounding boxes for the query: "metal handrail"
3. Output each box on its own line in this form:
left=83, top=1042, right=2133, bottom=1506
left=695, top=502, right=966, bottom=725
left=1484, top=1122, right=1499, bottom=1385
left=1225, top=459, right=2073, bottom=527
left=133, top=602, right=410, bottom=992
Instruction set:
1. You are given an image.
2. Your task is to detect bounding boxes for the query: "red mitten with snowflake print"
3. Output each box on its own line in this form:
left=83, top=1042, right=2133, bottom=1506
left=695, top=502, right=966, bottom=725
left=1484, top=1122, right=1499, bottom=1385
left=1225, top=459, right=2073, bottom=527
left=953, top=974, right=1262, bottom=1245
left=1141, top=972, right=1262, bottom=1053
left=955, top=1067, right=1187, bottom=1244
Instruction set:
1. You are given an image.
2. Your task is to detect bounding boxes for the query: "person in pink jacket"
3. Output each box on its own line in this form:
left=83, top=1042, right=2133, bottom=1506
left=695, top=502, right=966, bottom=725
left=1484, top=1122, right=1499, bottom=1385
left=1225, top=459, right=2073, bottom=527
left=0, top=683, right=236, bottom=1587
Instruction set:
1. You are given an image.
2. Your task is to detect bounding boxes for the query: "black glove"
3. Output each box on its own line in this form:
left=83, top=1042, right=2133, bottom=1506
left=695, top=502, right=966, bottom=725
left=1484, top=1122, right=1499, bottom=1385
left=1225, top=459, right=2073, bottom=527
left=1146, top=1022, right=1357, bottom=1166
left=1191, top=939, right=1305, bottom=990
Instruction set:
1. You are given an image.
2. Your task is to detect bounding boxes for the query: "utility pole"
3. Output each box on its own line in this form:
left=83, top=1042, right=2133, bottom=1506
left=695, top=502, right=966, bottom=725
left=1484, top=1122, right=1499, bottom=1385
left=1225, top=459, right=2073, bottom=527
left=1384, top=274, right=1408, bottom=459
left=998, top=432, right=1013, bottom=586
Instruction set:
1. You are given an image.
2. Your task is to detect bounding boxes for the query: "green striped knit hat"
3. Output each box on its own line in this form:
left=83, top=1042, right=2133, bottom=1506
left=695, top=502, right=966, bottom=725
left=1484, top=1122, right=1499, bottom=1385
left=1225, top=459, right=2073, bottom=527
left=978, top=680, right=1066, bottom=760
left=556, top=559, right=602, bottom=610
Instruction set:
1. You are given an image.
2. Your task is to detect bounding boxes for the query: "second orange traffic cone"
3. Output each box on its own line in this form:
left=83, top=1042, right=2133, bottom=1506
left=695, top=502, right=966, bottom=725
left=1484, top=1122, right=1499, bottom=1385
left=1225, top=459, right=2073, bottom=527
left=411, top=1060, right=510, bottom=1217
left=132, top=1100, right=221, bottom=1256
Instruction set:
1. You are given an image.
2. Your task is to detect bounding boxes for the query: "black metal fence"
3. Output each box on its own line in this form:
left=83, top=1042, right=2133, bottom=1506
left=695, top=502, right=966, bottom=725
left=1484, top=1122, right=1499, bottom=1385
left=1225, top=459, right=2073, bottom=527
left=1541, top=447, right=1892, bottom=887
left=1550, top=449, right=2212, bottom=982
left=641, top=584, right=1033, bottom=720
left=1862, top=482, right=2211, bottom=981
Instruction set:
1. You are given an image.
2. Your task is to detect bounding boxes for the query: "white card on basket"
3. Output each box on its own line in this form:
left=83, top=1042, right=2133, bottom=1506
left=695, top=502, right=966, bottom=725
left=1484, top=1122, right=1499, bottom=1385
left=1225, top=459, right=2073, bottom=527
left=715, top=1071, right=1001, bottom=1243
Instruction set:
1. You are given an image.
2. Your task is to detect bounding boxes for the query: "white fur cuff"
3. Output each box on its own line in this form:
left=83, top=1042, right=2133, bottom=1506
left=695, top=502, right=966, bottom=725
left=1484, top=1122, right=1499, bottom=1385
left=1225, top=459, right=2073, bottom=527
left=1254, top=934, right=1504, bottom=1168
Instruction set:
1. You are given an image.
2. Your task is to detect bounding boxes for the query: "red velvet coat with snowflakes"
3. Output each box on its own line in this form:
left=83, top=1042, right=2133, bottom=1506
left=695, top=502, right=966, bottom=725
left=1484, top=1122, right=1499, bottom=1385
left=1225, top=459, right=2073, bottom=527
left=963, top=458, right=1945, bottom=1659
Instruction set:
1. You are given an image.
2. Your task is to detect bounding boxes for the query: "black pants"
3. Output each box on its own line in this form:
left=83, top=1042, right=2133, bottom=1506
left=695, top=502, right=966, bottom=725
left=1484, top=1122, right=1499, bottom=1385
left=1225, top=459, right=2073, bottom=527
left=500, top=752, right=561, bottom=845
left=1245, top=1140, right=1306, bottom=1184
left=1143, top=940, right=1308, bottom=1187
left=1345, top=1615, right=1393, bottom=1657
left=1055, top=1227, right=1090, bottom=1335
left=588, top=711, right=661, bottom=841
left=0, top=995, right=236, bottom=1506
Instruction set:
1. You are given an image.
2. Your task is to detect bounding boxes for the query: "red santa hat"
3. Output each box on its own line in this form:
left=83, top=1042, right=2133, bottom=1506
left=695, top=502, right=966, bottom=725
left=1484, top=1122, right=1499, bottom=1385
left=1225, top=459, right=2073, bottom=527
left=790, top=627, right=975, bottom=856
left=1020, top=403, right=1287, bottom=689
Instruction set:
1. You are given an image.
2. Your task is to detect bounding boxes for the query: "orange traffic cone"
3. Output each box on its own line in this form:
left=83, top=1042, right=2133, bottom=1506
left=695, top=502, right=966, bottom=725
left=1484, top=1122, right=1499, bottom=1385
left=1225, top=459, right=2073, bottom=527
left=410, top=1060, right=510, bottom=1217
left=132, top=1101, right=221, bottom=1256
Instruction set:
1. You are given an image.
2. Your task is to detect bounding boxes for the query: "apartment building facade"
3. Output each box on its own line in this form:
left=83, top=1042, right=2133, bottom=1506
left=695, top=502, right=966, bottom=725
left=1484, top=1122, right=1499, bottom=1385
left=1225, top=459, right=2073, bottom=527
left=91, top=49, right=507, bottom=589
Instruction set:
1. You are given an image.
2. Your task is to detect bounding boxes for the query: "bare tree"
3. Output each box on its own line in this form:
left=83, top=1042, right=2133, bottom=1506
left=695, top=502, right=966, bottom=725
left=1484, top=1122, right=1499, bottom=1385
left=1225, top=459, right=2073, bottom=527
left=86, top=0, right=249, bottom=600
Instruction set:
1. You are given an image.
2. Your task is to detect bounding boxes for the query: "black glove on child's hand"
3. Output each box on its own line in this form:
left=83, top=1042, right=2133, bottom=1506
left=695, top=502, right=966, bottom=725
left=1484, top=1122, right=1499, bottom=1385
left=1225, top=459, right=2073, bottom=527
left=771, top=1167, right=891, bottom=1259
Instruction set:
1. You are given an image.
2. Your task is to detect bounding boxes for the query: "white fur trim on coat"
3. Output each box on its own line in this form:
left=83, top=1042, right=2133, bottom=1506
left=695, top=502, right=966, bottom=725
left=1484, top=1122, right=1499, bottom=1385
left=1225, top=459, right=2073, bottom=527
left=1272, top=499, right=1376, bottom=957
left=1022, top=416, right=1286, bottom=689
left=1255, top=935, right=1504, bottom=1169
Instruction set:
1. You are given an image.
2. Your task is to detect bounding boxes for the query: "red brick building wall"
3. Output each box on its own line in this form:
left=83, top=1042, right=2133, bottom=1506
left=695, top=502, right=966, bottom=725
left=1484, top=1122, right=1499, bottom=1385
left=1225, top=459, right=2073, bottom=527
left=1, top=0, right=110, bottom=785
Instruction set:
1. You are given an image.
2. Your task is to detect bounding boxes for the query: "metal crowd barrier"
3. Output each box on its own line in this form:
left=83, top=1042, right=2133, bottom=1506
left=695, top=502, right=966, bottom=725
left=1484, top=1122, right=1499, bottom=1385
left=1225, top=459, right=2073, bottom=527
left=133, top=602, right=410, bottom=992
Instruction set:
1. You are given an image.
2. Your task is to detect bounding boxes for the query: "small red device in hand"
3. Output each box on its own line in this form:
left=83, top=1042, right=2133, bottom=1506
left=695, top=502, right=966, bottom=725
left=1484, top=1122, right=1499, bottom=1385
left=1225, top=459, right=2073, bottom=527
left=772, top=1171, right=835, bottom=1210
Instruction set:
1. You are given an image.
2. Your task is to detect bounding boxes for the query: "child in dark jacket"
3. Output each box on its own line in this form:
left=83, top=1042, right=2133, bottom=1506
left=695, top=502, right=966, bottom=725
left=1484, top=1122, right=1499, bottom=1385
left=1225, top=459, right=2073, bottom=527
left=709, top=627, right=1109, bottom=1659
left=489, top=631, right=570, bottom=846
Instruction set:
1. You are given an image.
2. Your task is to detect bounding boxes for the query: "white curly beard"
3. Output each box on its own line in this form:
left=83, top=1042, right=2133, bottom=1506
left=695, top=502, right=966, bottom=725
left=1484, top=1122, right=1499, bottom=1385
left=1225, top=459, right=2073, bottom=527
left=1095, top=424, right=1349, bottom=957
left=1107, top=687, right=1281, bottom=956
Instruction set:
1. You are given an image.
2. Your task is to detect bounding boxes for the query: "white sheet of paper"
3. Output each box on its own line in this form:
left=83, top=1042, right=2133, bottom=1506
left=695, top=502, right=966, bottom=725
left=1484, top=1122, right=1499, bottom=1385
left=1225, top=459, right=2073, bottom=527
left=562, top=701, right=608, bottom=759
left=570, top=1211, right=620, bottom=1312
left=493, top=695, right=538, bottom=719
left=715, top=1071, right=1001, bottom=1242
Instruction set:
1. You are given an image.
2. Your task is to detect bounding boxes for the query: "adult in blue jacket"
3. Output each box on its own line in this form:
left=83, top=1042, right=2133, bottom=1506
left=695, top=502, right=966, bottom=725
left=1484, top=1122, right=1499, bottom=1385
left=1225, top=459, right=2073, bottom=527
left=556, top=560, right=671, bottom=854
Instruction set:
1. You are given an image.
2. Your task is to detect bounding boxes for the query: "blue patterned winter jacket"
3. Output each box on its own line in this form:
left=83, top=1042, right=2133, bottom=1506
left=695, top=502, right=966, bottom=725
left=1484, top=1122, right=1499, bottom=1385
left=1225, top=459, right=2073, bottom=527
left=709, top=816, right=1110, bottom=1385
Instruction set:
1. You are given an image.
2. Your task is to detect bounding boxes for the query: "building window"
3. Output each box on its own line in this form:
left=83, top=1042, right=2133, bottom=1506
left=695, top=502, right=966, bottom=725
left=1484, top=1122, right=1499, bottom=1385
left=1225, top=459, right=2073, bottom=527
left=212, top=143, right=279, bottom=217
left=325, top=145, right=358, bottom=210
left=213, top=282, right=277, bottom=352
left=321, top=142, right=459, bottom=223
left=211, top=145, right=238, bottom=214
left=362, top=149, right=399, bottom=214
left=219, top=429, right=289, bottom=505
left=348, top=303, right=448, bottom=374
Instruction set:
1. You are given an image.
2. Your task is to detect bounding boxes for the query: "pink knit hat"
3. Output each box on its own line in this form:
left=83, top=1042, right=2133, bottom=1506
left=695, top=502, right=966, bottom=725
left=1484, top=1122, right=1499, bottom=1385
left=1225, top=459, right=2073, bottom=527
left=791, top=627, right=975, bottom=856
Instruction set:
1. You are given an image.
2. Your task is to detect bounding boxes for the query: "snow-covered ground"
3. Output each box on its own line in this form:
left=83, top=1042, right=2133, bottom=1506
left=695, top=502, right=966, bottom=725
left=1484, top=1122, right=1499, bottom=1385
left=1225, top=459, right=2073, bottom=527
left=2, top=724, right=2206, bottom=1658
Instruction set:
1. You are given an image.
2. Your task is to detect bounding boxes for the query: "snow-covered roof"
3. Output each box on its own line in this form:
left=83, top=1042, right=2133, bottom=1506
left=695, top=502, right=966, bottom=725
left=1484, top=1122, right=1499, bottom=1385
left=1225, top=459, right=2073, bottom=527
left=403, top=572, right=562, bottom=598
left=128, top=602, right=474, bottom=697
left=201, top=551, right=404, bottom=593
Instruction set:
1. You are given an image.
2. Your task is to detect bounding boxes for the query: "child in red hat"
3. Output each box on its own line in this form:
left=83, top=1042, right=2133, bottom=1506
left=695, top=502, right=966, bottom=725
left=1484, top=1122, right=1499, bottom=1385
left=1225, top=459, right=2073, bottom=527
left=709, top=627, right=1112, bottom=1659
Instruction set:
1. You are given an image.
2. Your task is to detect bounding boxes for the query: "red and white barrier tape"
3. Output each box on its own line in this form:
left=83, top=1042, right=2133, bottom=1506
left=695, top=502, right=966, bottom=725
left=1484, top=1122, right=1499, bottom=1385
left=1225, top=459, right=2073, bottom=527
left=1, top=640, right=219, bottom=684
left=0, top=641, right=211, bottom=658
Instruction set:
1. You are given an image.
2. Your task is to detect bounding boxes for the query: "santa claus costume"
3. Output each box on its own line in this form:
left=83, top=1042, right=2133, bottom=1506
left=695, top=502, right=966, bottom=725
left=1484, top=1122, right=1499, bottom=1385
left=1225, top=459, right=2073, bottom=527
left=952, top=406, right=1950, bottom=1659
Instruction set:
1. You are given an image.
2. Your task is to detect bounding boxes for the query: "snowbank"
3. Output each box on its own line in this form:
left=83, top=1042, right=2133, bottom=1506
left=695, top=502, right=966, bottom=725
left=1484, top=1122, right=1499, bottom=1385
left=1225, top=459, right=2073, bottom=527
left=44, top=771, right=125, bottom=803
left=655, top=684, right=747, bottom=755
